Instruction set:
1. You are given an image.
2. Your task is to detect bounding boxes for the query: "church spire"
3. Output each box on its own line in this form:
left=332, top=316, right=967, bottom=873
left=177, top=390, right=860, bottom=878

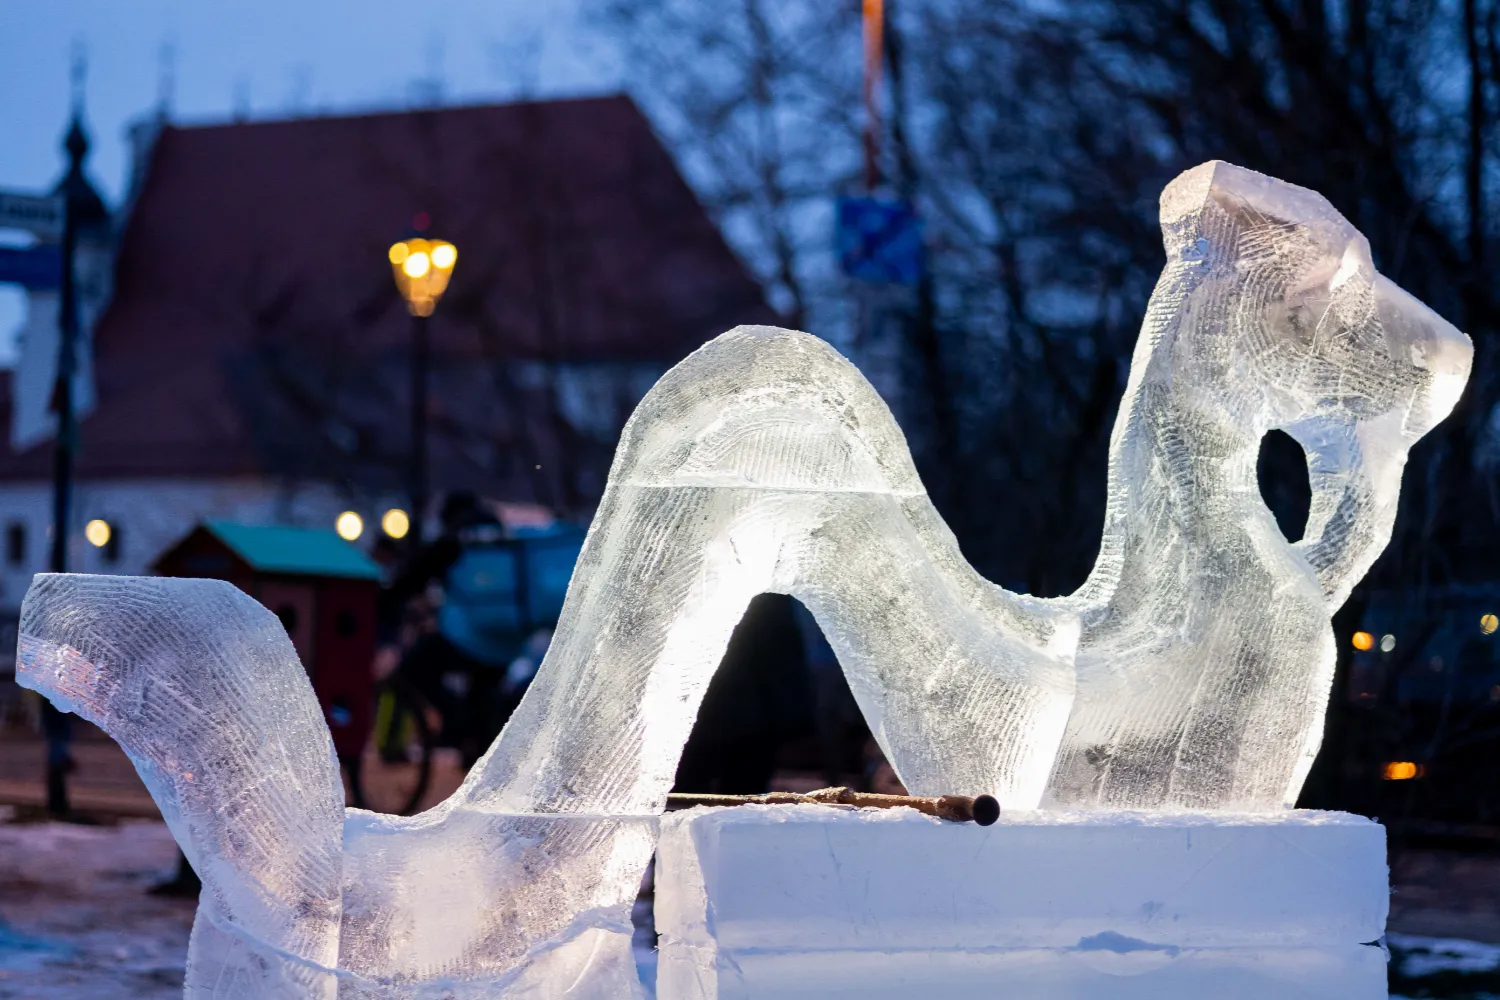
left=53, top=43, right=107, bottom=227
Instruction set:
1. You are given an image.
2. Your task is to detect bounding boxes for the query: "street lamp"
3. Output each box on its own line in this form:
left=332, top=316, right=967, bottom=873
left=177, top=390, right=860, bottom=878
left=389, top=235, right=457, bottom=547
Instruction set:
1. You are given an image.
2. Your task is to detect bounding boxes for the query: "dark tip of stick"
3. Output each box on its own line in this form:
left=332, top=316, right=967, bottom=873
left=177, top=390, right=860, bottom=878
left=971, top=794, right=1000, bottom=826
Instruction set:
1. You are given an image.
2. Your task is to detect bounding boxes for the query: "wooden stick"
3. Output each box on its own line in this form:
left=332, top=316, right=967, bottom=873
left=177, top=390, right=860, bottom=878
left=666, top=786, right=1001, bottom=826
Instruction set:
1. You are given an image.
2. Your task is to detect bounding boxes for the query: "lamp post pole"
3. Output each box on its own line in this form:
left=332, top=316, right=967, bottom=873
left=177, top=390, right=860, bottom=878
left=389, top=231, right=455, bottom=549
left=409, top=312, right=429, bottom=549
left=41, top=112, right=88, bottom=818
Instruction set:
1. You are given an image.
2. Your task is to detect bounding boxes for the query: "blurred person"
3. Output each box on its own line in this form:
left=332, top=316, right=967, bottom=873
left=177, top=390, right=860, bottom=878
left=792, top=600, right=868, bottom=788
left=382, top=491, right=527, bottom=766
left=673, top=593, right=813, bottom=794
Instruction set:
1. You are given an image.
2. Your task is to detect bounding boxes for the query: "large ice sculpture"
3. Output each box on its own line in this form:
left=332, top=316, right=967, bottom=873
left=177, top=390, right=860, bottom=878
left=1043, top=161, right=1471, bottom=809
left=12, top=160, right=1470, bottom=996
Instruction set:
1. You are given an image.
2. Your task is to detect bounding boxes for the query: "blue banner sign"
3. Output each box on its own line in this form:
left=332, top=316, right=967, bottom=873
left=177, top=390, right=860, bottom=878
left=835, top=196, right=924, bottom=286
left=0, top=245, right=61, bottom=290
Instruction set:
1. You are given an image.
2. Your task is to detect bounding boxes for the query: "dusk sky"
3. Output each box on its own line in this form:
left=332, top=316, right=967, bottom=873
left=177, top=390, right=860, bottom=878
left=0, top=1, right=623, bottom=357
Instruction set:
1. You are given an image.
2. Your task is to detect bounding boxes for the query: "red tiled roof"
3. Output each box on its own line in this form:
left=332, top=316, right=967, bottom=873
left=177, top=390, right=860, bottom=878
left=0, top=95, right=774, bottom=506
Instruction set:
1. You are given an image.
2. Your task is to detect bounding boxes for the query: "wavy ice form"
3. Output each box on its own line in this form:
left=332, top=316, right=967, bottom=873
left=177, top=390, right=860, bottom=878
left=1043, top=161, right=1471, bottom=810
left=14, top=330, right=1077, bottom=994
left=12, top=160, right=1470, bottom=996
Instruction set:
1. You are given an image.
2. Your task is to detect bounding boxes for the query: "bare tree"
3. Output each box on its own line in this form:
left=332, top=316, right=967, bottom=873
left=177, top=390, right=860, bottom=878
left=594, top=0, right=867, bottom=331
left=596, top=0, right=1500, bottom=811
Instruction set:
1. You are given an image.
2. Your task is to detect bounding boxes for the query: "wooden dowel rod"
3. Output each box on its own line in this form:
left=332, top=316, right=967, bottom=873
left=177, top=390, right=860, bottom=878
left=666, top=786, right=1001, bottom=826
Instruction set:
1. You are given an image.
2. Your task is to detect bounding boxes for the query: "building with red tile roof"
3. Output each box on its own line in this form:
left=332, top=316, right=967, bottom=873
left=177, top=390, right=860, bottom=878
left=0, top=95, right=772, bottom=597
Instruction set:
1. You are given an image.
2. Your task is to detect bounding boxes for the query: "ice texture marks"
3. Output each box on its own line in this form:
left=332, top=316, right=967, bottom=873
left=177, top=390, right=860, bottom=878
left=1044, top=161, right=1472, bottom=811
left=10, top=330, right=1081, bottom=997
left=16, top=575, right=344, bottom=997
left=18, top=576, right=657, bottom=998
left=470, top=326, right=1078, bottom=818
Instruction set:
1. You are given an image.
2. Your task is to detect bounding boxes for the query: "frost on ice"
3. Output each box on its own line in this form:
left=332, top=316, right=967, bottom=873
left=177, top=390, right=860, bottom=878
left=11, top=160, right=1470, bottom=995
left=1043, top=161, right=1471, bottom=810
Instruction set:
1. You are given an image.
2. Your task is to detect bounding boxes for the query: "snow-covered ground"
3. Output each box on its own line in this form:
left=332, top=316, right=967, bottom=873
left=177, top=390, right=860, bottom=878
left=0, top=814, right=191, bottom=999
left=1389, top=933, right=1500, bottom=998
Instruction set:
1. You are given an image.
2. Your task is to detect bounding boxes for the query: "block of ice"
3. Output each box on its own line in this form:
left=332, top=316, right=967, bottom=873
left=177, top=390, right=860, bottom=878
left=656, top=804, right=1388, bottom=952
left=658, top=943, right=1387, bottom=1000
left=655, top=804, right=1389, bottom=1000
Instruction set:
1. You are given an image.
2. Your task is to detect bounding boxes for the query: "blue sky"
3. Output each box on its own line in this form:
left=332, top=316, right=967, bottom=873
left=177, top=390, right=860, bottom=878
left=0, top=1, right=623, bottom=360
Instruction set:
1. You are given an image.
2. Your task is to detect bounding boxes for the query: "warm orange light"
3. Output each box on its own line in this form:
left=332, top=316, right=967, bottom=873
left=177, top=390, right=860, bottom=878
left=389, top=237, right=457, bottom=317
left=1351, top=631, right=1374, bottom=651
left=1383, top=761, right=1420, bottom=781
left=1482, top=614, right=1498, bottom=635
left=381, top=508, right=410, bottom=540
left=336, top=511, right=364, bottom=541
left=84, top=519, right=111, bottom=548
left=402, top=251, right=430, bottom=279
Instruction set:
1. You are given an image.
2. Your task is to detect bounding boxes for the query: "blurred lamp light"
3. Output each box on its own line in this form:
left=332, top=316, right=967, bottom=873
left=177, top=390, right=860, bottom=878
left=84, top=519, right=111, bottom=548
left=381, top=508, right=410, bottom=540
left=1379, top=634, right=1396, bottom=653
left=1382, top=761, right=1420, bottom=781
left=389, top=236, right=457, bottom=317
left=336, top=511, right=364, bottom=541
left=1351, top=631, right=1374, bottom=651
left=402, top=251, right=430, bottom=279
left=1482, top=614, right=1499, bottom=635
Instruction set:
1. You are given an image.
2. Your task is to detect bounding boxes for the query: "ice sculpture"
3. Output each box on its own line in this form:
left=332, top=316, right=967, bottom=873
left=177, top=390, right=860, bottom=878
left=12, top=160, right=1470, bottom=996
left=1043, top=161, right=1471, bottom=809
left=20, top=574, right=659, bottom=998
left=15, top=330, right=1080, bottom=995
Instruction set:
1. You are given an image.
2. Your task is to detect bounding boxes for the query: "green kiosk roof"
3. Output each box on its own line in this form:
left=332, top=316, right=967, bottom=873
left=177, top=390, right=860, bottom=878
left=203, top=520, right=382, bottom=580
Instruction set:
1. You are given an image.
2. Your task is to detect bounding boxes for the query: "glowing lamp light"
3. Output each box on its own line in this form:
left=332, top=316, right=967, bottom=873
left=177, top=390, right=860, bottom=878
left=1351, top=631, right=1374, bottom=651
left=84, top=519, right=111, bottom=548
left=389, top=236, right=457, bottom=317
left=336, top=511, right=364, bottom=542
left=402, top=251, right=430, bottom=279
left=381, top=508, right=410, bottom=540
left=1383, top=761, right=1420, bottom=781
left=1379, top=634, right=1396, bottom=652
left=1482, top=614, right=1498, bottom=635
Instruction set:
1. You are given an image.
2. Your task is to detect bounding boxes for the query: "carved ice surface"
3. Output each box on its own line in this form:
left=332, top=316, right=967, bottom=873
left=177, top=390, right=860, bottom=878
left=11, top=160, right=1470, bottom=996
left=19, top=574, right=658, bottom=998
left=1044, top=161, right=1471, bottom=810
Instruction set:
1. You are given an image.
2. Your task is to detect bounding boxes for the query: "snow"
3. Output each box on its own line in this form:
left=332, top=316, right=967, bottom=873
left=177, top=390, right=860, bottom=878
left=0, top=818, right=192, bottom=999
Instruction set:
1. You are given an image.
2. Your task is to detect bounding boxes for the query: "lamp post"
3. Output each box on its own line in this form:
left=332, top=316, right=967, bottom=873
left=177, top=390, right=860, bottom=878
left=388, top=235, right=456, bottom=548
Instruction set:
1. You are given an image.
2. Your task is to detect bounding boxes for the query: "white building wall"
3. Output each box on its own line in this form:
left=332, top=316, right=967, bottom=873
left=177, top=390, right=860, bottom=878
left=0, top=477, right=398, bottom=612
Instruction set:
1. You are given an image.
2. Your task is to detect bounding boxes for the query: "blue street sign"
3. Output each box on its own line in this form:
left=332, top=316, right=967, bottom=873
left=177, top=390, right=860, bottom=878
left=0, top=245, right=62, bottom=290
left=0, top=191, right=63, bottom=239
left=835, top=196, right=924, bottom=286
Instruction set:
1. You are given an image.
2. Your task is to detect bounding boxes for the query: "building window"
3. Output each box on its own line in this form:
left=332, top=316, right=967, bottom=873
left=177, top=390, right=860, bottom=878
left=5, top=523, right=24, bottom=566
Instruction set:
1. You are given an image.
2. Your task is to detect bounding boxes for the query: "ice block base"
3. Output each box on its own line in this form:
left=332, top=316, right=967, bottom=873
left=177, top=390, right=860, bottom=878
left=654, top=804, right=1389, bottom=999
